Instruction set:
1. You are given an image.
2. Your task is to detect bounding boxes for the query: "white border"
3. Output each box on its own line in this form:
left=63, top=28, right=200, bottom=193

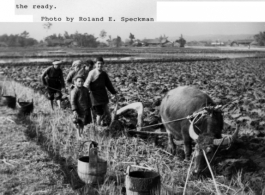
left=157, top=1, right=265, bottom=22
left=0, top=0, right=32, bottom=22
left=1, top=1, right=265, bottom=22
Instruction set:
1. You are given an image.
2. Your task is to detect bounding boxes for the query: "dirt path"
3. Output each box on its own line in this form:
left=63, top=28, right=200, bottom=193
left=0, top=106, right=75, bottom=195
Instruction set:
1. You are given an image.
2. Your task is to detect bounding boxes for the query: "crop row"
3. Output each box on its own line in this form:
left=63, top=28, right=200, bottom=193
left=0, top=53, right=132, bottom=59
left=1, top=58, right=265, bottom=134
left=0, top=57, right=228, bottom=67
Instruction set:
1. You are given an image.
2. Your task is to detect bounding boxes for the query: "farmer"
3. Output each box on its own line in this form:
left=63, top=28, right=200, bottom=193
left=84, top=56, right=118, bottom=126
left=66, top=60, right=83, bottom=90
left=71, top=75, right=92, bottom=140
left=41, top=60, right=65, bottom=110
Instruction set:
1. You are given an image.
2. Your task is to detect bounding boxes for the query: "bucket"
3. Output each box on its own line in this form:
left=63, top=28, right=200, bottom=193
left=77, top=141, right=107, bottom=185
left=125, top=166, right=161, bottom=195
left=1, top=95, right=16, bottom=109
left=17, top=99, right=34, bottom=115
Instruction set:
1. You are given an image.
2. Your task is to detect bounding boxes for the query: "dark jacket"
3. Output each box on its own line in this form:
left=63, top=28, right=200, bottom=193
left=88, top=71, right=116, bottom=106
left=41, top=66, right=65, bottom=89
left=70, top=86, right=91, bottom=115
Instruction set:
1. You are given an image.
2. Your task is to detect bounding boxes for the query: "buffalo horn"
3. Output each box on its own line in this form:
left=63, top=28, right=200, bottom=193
left=189, top=123, right=199, bottom=140
left=213, top=125, right=239, bottom=145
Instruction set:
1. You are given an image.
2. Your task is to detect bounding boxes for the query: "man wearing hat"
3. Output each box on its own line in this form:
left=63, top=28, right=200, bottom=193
left=41, top=60, right=65, bottom=110
left=84, top=56, right=118, bottom=126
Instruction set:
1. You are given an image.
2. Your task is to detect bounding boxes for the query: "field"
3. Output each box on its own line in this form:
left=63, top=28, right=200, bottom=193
left=1, top=47, right=265, bottom=195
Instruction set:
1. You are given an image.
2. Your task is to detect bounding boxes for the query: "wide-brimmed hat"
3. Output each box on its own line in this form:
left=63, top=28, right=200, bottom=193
left=52, top=60, right=63, bottom=65
left=72, top=60, right=82, bottom=68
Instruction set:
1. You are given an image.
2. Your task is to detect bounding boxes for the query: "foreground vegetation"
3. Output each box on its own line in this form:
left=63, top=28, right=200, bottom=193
left=1, top=56, right=265, bottom=194
left=0, top=104, right=75, bottom=194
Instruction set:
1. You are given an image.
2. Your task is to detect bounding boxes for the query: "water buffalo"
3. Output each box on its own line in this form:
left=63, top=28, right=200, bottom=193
left=160, top=86, right=238, bottom=174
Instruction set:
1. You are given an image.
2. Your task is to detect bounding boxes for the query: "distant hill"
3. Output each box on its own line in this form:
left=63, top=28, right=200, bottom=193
left=169, top=34, right=255, bottom=42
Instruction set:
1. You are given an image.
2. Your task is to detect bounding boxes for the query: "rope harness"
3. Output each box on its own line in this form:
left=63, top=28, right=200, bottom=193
left=183, top=149, right=222, bottom=195
left=203, top=150, right=221, bottom=195
left=139, top=105, right=222, bottom=131
left=200, top=137, right=224, bottom=173
left=182, top=105, right=227, bottom=195
left=187, top=106, right=229, bottom=175
left=183, top=152, right=195, bottom=195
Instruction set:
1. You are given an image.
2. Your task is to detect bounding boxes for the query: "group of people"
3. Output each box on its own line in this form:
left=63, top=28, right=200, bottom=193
left=41, top=57, right=118, bottom=139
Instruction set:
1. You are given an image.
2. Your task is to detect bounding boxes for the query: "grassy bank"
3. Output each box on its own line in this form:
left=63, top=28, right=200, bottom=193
left=0, top=98, right=75, bottom=194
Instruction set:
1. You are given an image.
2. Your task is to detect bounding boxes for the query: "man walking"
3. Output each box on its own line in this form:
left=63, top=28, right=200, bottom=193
left=84, top=57, right=117, bottom=126
left=42, top=60, right=65, bottom=110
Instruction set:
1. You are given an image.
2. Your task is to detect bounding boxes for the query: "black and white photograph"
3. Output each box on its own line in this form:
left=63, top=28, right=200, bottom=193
left=1, top=9, right=265, bottom=195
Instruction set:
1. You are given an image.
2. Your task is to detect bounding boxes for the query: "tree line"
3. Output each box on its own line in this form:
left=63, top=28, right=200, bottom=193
left=45, top=31, right=99, bottom=47
left=254, top=32, right=265, bottom=46
left=0, top=31, right=38, bottom=47
left=1, top=27, right=264, bottom=48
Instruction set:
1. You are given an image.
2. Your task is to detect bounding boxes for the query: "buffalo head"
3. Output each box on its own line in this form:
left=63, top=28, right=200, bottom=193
left=188, top=107, right=239, bottom=175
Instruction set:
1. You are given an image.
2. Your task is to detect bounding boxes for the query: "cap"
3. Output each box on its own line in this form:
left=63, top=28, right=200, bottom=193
left=52, top=60, right=63, bottom=65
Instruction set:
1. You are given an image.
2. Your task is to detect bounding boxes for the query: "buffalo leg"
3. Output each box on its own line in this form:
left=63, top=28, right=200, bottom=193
left=56, top=100, right=61, bottom=109
left=50, top=100, right=54, bottom=110
left=167, top=131, right=176, bottom=155
left=183, top=133, right=192, bottom=160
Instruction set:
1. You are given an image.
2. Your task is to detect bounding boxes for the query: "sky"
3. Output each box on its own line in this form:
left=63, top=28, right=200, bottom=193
left=0, top=22, right=264, bottom=41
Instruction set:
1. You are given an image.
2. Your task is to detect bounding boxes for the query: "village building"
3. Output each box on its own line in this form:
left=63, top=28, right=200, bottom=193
left=210, top=41, right=225, bottom=46
left=141, top=38, right=170, bottom=47
left=162, top=41, right=174, bottom=47
left=45, top=39, right=76, bottom=47
left=230, top=39, right=255, bottom=47
left=186, top=41, right=209, bottom=46
left=122, top=40, right=131, bottom=47
left=131, top=42, right=140, bottom=47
